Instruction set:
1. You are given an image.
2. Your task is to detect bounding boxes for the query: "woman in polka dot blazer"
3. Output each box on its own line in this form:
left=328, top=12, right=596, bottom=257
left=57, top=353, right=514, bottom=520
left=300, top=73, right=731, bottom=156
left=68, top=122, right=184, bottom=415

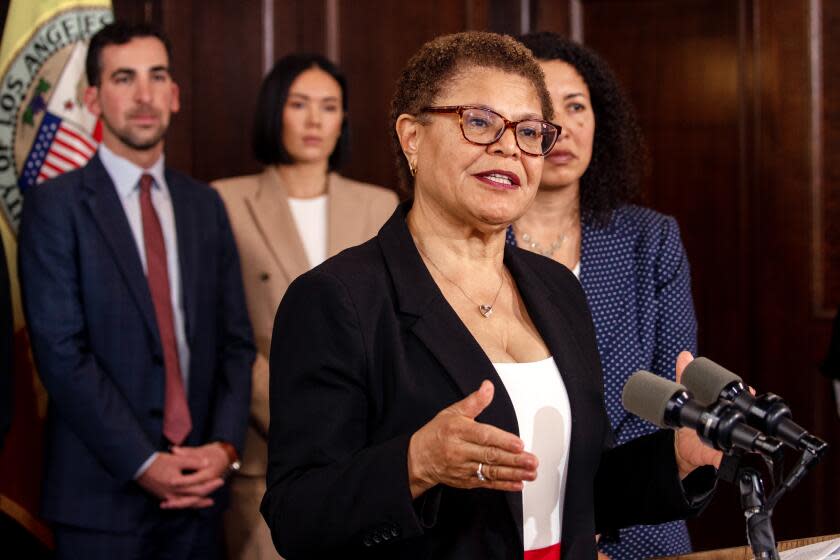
left=510, top=32, right=698, bottom=559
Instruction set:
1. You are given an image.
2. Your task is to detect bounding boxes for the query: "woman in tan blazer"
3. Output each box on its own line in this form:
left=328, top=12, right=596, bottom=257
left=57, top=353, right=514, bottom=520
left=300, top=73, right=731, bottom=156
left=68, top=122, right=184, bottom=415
left=213, top=53, right=398, bottom=560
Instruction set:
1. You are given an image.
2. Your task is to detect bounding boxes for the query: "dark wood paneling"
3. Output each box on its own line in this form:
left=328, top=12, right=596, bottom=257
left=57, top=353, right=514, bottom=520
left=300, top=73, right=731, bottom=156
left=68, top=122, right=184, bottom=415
left=92, top=0, right=840, bottom=551
left=486, top=0, right=526, bottom=35
left=159, top=0, right=195, bottom=176
left=274, top=0, right=327, bottom=60
left=820, top=0, right=840, bottom=313
left=166, top=0, right=264, bottom=182
left=112, top=0, right=155, bottom=24
left=193, top=0, right=262, bottom=181
left=751, top=0, right=839, bottom=543
left=533, top=0, right=573, bottom=35
left=337, top=0, right=470, bottom=190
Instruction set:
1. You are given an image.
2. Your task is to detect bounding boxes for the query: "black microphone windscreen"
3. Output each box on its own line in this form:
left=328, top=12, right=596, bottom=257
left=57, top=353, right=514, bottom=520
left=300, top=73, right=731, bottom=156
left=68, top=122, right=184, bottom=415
left=622, top=371, right=685, bottom=428
left=682, top=357, right=742, bottom=405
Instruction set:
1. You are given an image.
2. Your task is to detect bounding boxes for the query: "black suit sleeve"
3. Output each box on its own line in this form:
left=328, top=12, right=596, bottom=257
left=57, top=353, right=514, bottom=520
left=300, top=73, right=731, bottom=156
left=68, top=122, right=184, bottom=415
left=262, top=270, right=425, bottom=558
left=594, top=429, right=716, bottom=532
left=0, top=235, right=12, bottom=450
left=821, top=308, right=840, bottom=380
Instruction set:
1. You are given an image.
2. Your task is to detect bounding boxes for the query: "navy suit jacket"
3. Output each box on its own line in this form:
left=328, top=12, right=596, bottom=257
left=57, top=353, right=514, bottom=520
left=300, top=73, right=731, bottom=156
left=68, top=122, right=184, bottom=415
left=0, top=234, right=12, bottom=449
left=18, top=154, right=255, bottom=531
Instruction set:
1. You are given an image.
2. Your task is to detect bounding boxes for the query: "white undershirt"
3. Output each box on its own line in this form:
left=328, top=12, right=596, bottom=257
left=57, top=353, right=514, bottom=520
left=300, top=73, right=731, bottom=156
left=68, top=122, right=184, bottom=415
left=288, top=195, right=328, bottom=267
left=570, top=261, right=581, bottom=279
left=493, top=357, right=572, bottom=553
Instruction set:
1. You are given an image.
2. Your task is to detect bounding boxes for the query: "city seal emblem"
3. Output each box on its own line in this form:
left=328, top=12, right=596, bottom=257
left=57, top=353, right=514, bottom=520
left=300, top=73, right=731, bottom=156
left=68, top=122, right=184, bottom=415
left=0, top=7, right=112, bottom=230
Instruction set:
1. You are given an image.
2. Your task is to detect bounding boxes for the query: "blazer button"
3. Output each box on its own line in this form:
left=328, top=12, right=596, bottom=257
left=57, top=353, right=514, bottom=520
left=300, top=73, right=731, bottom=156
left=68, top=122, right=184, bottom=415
left=362, top=536, right=373, bottom=547
left=372, top=534, right=381, bottom=544
left=259, top=272, right=270, bottom=282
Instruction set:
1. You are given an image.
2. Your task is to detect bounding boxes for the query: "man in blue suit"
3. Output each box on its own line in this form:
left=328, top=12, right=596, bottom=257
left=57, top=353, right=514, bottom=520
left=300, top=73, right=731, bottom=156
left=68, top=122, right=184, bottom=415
left=18, top=22, right=254, bottom=559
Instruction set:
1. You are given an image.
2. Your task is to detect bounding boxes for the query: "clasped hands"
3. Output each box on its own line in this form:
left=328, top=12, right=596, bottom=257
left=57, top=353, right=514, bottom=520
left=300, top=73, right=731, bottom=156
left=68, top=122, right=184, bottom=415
left=137, top=442, right=230, bottom=509
left=407, top=351, right=723, bottom=499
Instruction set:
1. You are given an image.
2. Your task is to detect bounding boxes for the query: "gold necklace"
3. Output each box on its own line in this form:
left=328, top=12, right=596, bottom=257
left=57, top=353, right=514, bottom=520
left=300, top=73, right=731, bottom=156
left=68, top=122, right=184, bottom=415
left=416, top=244, right=505, bottom=318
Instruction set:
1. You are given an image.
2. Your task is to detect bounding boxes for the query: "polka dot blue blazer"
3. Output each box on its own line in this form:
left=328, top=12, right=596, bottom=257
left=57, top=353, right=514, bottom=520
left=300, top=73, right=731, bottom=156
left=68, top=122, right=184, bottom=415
left=508, top=204, right=698, bottom=559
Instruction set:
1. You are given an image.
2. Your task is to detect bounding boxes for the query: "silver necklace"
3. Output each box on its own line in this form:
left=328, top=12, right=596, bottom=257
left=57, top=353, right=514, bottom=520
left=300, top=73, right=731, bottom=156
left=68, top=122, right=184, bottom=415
left=416, top=245, right=505, bottom=318
left=519, top=231, right=566, bottom=257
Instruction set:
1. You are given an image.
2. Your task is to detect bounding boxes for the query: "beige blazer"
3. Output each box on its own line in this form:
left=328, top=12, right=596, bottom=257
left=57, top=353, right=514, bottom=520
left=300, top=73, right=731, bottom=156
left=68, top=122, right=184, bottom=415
left=213, top=167, right=398, bottom=476
left=213, top=168, right=397, bottom=559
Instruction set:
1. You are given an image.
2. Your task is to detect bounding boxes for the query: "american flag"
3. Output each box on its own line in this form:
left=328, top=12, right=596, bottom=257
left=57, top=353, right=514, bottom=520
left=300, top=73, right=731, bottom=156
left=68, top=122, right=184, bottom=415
left=18, top=112, right=101, bottom=190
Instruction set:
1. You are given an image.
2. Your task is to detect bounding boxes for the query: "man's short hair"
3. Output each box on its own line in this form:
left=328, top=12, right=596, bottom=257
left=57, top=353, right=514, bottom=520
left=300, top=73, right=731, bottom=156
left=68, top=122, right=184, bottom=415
left=86, top=22, right=174, bottom=87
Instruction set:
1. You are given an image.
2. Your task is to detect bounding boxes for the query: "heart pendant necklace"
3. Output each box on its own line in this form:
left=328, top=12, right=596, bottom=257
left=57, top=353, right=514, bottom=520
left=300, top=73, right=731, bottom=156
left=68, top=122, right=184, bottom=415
left=416, top=245, right=505, bottom=319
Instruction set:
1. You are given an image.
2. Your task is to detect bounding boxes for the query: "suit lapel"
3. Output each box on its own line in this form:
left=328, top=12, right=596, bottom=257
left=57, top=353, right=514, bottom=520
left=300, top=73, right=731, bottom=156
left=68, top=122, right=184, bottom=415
left=579, top=217, right=622, bottom=357
left=167, top=170, right=197, bottom=345
left=378, top=203, right=524, bottom=545
left=327, top=173, right=363, bottom=257
left=82, top=155, right=160, bottom=346
left=245, top=167, right=310, bottom=281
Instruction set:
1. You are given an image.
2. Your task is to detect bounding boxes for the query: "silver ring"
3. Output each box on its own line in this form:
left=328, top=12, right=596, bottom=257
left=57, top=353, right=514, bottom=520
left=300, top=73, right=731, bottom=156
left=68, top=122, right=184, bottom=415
left=476, top=462, right=486, bottom=482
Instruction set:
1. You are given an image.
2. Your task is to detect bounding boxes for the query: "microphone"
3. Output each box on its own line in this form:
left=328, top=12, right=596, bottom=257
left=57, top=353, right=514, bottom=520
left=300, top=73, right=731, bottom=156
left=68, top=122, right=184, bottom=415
left=622, top=371, right=782, bottom=456
left=682, top=358, right=827, bottom=454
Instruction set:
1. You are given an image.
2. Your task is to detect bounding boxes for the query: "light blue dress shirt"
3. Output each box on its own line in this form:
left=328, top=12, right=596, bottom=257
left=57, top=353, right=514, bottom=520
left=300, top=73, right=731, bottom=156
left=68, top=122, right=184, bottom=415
left=98, top=144, right=190, bottom=478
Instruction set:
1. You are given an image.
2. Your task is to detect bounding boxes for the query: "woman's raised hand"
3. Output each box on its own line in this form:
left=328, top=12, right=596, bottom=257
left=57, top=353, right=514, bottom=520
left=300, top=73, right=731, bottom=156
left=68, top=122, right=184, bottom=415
left=673, top=351, right=724, bottom=478
left=407, top=380, right=539, bottom=498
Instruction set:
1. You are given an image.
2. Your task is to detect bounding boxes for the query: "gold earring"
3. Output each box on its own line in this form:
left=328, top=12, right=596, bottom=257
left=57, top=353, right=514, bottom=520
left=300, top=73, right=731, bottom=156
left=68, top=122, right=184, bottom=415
left=409, top=160, right=417, bottom=177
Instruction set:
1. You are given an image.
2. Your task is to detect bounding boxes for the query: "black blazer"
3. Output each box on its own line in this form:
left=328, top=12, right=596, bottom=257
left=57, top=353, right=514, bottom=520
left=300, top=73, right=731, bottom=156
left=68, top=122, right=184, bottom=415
left=18, top=154, right=255, bottom=532
left=263, top=203, right=713, bottom=559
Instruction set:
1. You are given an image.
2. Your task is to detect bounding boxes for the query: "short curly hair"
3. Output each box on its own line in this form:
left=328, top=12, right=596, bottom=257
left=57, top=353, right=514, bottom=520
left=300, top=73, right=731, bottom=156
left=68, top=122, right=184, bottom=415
left=390, top=31, right=553, bottom=194
left=517, top=32, right=646, bottom=224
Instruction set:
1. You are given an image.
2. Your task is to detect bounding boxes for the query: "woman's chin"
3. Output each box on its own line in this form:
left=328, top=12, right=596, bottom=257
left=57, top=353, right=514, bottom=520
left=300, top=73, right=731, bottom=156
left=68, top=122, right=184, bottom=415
left=472, top=206, right=524, bottom=229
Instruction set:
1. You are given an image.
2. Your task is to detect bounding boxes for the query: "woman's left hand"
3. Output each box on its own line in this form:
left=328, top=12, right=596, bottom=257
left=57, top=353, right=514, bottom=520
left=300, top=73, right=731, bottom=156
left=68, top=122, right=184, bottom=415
left=673, top=351, right=724, bottom=479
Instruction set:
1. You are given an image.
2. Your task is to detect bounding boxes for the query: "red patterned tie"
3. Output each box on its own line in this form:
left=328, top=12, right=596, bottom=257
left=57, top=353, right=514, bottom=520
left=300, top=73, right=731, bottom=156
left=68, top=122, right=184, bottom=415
left=139, top=174, right=192, bottom=445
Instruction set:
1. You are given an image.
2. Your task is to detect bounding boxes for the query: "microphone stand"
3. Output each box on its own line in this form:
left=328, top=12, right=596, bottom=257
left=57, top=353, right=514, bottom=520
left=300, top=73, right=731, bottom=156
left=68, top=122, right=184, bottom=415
left=739, top=468, right=779, bottom=559
left=721, top=429, right=827, bottom=559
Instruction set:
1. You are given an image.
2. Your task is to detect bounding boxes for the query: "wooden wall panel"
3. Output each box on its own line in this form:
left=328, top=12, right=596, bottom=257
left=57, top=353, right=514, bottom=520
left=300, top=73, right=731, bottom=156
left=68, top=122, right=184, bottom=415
left=14, top=0, right=839, bottom=552
left=750, top=0, right=840, bottom=543
left=337, top=0, right=470, bottom=190
left=273, top=0, right=327, bottom=60
left=533, top=0, right=573, bottom=36
left=819, top=0, right=840, bottom=314
left=165, top=0, right=264, bottom=182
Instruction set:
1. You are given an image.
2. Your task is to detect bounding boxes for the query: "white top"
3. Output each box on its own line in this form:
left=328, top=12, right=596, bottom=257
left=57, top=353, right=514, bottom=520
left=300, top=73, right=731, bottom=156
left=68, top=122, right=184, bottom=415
left=493, top=357, right=572, bottom=554
left=571, top=261, right=581, bottom=279
left=288, top=194, right=328, bottom=267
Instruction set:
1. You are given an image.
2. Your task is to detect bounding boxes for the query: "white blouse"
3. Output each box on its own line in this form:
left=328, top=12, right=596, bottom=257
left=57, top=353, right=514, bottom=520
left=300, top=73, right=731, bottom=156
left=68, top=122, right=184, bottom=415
left=288, top=194, right=328, bottom=267
left=493, top=356, right=572, bottom=558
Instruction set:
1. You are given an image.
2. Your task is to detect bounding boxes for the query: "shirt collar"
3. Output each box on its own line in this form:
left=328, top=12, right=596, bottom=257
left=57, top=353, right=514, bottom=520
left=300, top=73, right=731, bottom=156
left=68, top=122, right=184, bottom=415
left=98, top=143, right=168, bottom=199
